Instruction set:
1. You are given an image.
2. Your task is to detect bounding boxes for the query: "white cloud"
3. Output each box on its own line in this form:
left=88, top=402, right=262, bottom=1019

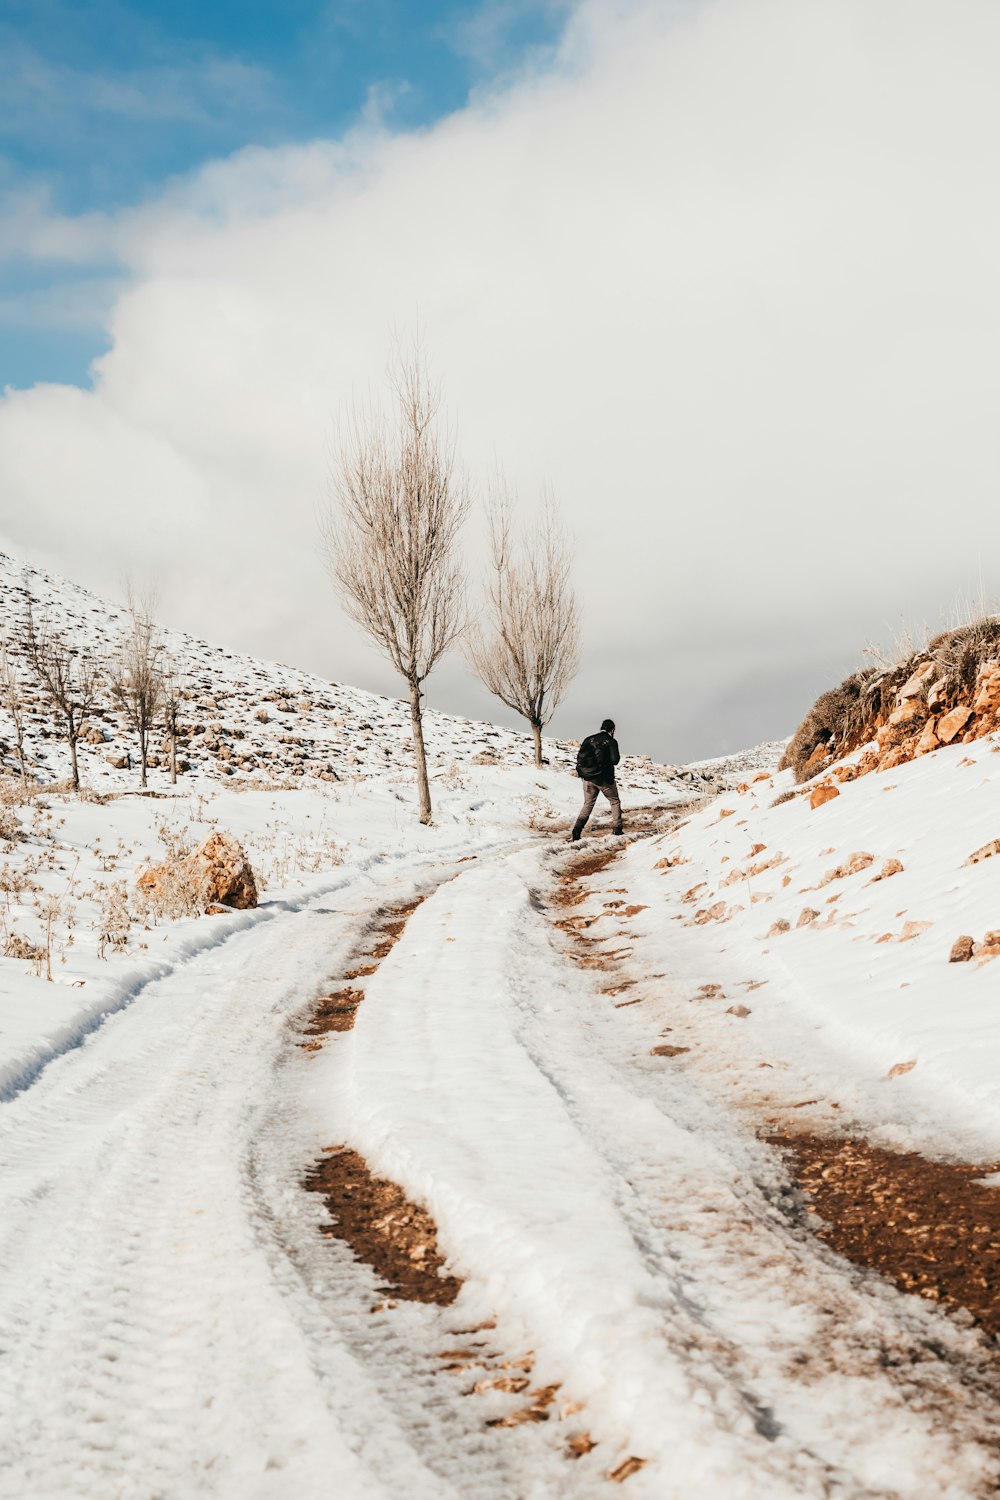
left=3, top=0, right=1000, bottom=759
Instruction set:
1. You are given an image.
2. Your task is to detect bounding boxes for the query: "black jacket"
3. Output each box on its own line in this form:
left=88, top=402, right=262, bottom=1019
left=576, top=730, right=620, bottom=784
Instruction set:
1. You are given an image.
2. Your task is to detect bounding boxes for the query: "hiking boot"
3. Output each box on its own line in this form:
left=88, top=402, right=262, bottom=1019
left=613, top=826, right=624, bottom=837
left=569, top=826, right=582, bottom=842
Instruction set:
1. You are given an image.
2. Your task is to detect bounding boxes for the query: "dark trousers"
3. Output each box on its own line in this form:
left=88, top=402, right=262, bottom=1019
left=573, top=780, right=622, bottom=837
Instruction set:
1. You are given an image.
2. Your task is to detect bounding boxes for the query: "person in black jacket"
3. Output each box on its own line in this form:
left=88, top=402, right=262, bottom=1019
left=571, top=718, right=622, bottom=840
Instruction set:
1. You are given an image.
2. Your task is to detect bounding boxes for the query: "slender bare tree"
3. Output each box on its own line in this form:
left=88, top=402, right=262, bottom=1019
left=161, top=661, right=183, bottom=785
left=21, top=602, right=100, bottom=792
left=468, top=480, right=581, bottom=767
left=322, top=344, right=469, bottom=823
left=0, top=643, right=29, bottom=784
left=110, top=584, right=163, bottom=788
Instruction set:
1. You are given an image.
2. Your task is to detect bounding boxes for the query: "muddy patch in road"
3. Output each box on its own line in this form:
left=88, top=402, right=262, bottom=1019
left=301, top=896, right=425, bottom=1044
left=306, top=1146, right=461, bottom=1306
left=772, top=1133, right=1000, bottom=1337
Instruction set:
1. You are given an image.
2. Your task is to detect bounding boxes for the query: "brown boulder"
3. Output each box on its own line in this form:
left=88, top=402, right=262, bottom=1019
left=803, top=743, right=831, bottom=776
left=137, top=831, right=258, bottom=916
left=188, top=832, right=258, bottom=909
left=809, top=782, right=840, bottom=810
left=897, top=662, right=936, bottom=702
left=973, top=665, right=1000, bottom=714
left=879, top=700, right=927, bottom=747
left=914, top=719, right=940, bottom=756
left=949, top=934, right=975, bottom=963
left=937, top=705, right=972, bottom=744
left=868, top=858, right=904, bottom=883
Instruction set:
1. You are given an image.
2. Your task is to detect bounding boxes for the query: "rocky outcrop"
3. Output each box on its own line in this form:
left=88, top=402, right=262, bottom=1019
left=137, top=831, right=258, bottom=915
left=785, top=629, right=1000, bottom=786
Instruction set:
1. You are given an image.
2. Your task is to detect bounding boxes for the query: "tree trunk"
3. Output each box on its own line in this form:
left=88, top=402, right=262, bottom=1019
left=170, top=730, right=177, bottom=785
left=531, top=720, right=543, bottom=768
left=409, top=676, right=432, bottom=825
left=68, top=724, right=80, bottom=791
left=139, top=729, right=148, bottom=788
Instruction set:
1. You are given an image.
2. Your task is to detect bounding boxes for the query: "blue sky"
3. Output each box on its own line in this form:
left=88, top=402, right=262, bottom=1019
left=0, top=0, right=568, bottom=388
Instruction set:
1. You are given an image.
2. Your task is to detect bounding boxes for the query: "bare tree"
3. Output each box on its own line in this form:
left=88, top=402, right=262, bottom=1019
left=0, top=643, right=29, bottom=784
left=22, top=602, right=100, bottom=792
left=322, top=344, right=470, bottom=824
left=161, top=661, right=183, bottom=785
left=468, top=480, right=581, bottom=767
left=110, top=584, right=163, bottom=789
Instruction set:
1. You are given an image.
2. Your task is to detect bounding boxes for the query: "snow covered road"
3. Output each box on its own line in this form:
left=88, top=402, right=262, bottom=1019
left=2, top=824, right=1000, bottom=1498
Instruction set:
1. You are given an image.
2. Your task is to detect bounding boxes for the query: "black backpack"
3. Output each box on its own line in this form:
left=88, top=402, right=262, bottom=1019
left=576, top=733, right=604, bottom=781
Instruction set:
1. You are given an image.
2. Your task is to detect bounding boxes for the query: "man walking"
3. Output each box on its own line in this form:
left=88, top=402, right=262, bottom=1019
left=571, top=718, right=622, bottom=840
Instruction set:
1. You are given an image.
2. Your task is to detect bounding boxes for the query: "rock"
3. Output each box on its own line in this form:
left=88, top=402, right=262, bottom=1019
left=983, top=929, right=1000, bottom=949
left=809, top=782, right=840, bottom=810
left=833, top=763, right=858, bottom=783
left=937, top=705, right=972, bottom=743
left=973, top=665, right=1000, bottom=714
left=822, top=852, right=874, bottom=883
left=869, top=857, right=904, bottom=882
left=803, top=742, right=831, bottom=776
left=965, top=839, right=1000, bottom=866
left=106, top=753, right=128, bottom=769
left=138, top=831, right=258, bottom=915
left=914, top=719, right=940, bottom=756
left=949, top=934, right=975, bottom=963
left=897, top=661, right=936, bottom=702
left=650, top=1044, right=690, bottom=1058
left=797, top=907, right=820, bottom=927
left=879, top=700, right=928, bottom=746
left=766, top=918, right=791, bottom=937
left=693, top=901, right=727, bottom=925
left=726, top=1004, right=751, bottom=1018
left=887, top=1059, right=917, bottom=1079
left=926, top=677, right=950, bottom=711
left=899, top=919, right=933, bottom=941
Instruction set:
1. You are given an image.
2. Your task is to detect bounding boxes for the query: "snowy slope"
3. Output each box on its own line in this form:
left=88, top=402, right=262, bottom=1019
left=614, top=738, right=1000, bottom=1159
left=0, top=551, right=687, bottom=792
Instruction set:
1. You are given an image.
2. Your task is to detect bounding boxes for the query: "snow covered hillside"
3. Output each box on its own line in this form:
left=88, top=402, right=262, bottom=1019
left=3, top=552, right=1000, bottom=1499
left=0, top=550, right=693, bottom=792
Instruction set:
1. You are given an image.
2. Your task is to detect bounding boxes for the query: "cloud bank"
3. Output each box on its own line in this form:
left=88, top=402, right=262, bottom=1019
left=3, top=0, right=1000, bottom=760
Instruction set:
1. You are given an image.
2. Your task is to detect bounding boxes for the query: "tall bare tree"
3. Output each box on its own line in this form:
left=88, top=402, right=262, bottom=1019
left=110, top=584, right=163, bottom=789
left=0, top=643, right=29, bottom=784
left=322, top=345, right=469, bottom=824
left=468, top=481, right=581, bottom=767
left=22, top=602, right=100, bottom=792
left=161, top=661, right=183, bottom=785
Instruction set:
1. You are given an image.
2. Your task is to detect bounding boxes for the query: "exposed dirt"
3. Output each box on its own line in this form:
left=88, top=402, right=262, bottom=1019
left=305, top=1145, right=462, bottom=1305
left=772, top=1133, right=1000, bottom=1336
left=301, top=896, right=425, bottom=1041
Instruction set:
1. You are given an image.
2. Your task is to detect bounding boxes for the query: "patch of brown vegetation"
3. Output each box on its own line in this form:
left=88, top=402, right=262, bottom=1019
left=772, top=1134, right=1000, bottom=1334
left=306, top=1146, right=462, bottom=1305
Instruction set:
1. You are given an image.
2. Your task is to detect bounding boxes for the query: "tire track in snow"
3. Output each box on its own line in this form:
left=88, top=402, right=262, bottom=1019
left=279, top=868, right=612, bottom=1498
left=545, top=834, right=1000, bottom=1496
left=0, top=853, right=539, bottom=1500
